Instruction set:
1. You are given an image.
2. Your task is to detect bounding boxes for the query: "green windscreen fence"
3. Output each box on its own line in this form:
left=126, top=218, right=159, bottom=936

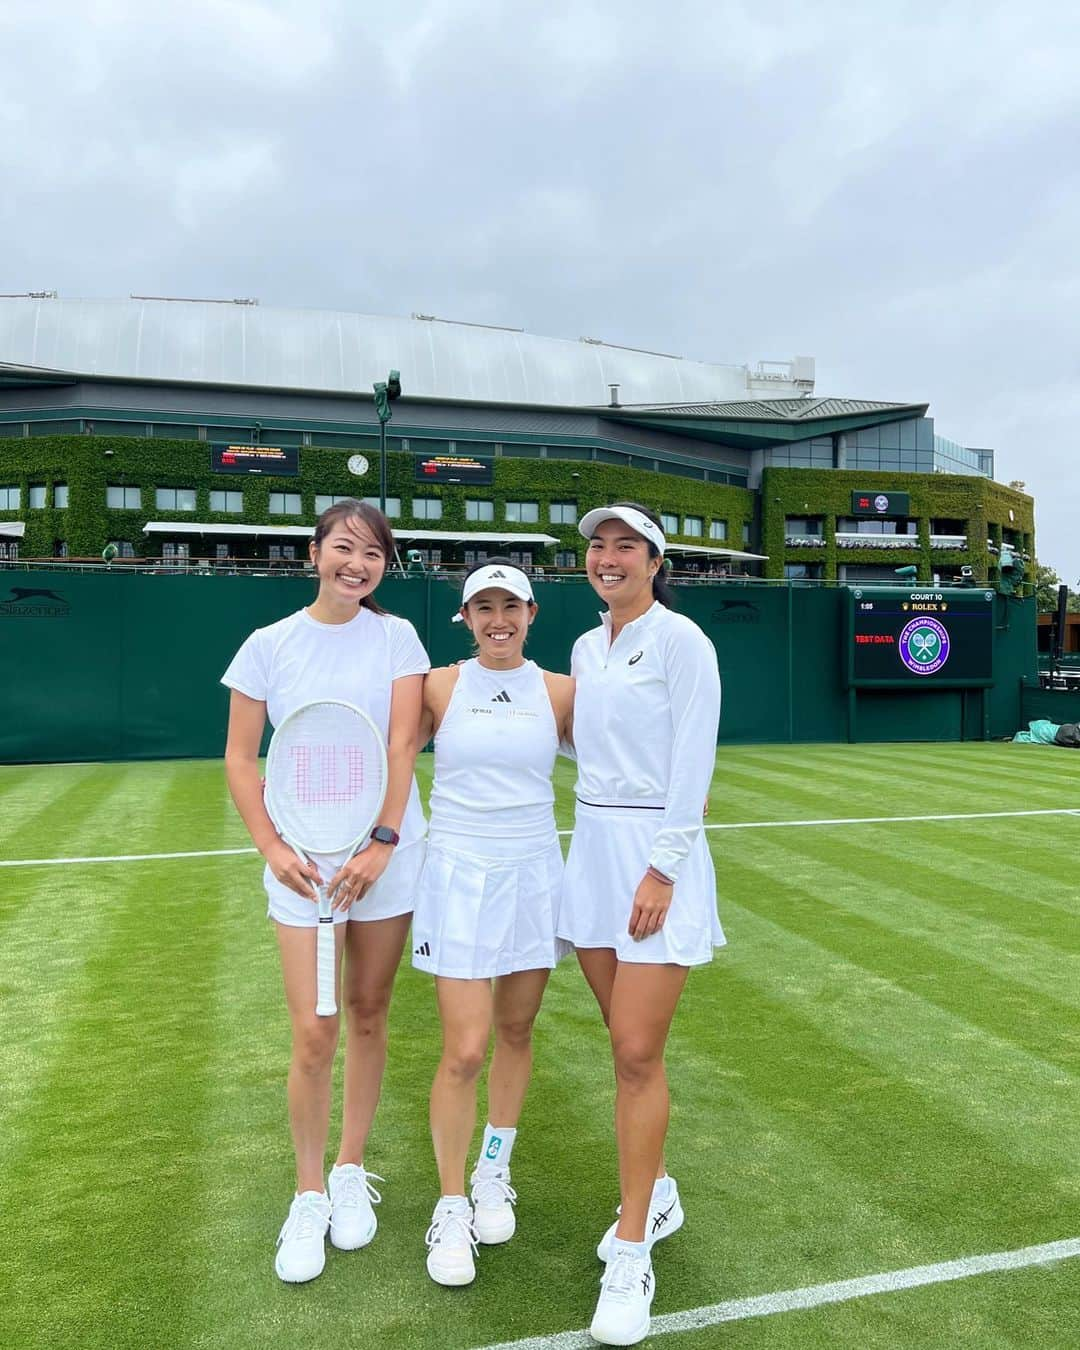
left=0, top=573, right=1037, bottom=763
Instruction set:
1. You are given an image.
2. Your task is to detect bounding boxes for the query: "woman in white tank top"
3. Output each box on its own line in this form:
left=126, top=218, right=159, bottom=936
left=412, top=560, right=574, bottom=1289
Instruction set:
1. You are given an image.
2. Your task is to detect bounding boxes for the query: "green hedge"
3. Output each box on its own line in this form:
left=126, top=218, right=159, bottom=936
left=761, top=467, right=1034, bottom=582
left=0, top=436, right=754, bottom=560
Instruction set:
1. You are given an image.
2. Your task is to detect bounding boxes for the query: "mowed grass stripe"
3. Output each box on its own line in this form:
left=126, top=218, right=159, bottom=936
left=717, top=884, right=1080, bottom=1179
left=734, top=819, right=1080, bottom=993
left=0, top=764, right=131, bottom=866
left=3, top=856, right=233, bottom=1350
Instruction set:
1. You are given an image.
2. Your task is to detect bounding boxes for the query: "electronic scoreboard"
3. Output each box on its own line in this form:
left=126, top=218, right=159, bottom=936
left=844, top=587, right=995, bottom=688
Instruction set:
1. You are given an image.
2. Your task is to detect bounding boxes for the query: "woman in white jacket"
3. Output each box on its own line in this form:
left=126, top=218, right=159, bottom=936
left=558, top=502, right=723, bottom=1348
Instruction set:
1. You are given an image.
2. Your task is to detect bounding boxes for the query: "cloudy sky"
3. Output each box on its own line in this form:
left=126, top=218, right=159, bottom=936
left=2, top=1, right=1078, bottom=577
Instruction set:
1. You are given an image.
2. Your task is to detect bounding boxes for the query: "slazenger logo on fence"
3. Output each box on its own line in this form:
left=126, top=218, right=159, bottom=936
left=899, top=617, right=950, bottom=675
left=711, top=600, right=760, bottom=624
left=0, top=587, right=71, bottom=618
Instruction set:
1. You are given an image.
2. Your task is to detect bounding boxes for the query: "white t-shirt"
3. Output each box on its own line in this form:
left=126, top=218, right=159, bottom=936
left=221, top=605, right=431, bottom=849
left=571, top=602, right=721, bottom=881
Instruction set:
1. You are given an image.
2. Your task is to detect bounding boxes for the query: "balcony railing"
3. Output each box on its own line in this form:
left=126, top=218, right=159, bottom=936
left=784, top=535, right=826, bottom=547
left=929, top=534, right=967, bottom=550
left=835, top=532, right=918, bottom=549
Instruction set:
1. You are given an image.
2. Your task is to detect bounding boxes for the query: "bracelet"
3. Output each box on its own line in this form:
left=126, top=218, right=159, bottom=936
left=646, top=865, right=674, bottom=886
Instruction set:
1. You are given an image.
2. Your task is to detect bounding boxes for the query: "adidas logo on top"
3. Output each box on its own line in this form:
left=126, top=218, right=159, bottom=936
left=491, top=690, right=512, bottom=703
left=414, top=941, right=430, bottom=957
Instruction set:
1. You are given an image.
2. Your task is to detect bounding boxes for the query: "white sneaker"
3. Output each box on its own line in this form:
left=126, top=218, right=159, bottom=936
left=596, top=1178, right=684, bottom=1262
left=470, top=1162, right=517, bottom=1244
left=328, top=1163, right=383, bottom=1250
left=590, top=1245, right=655, bottom=1346
left=425, top=1199, right=478, bottom=1286
left=275, top=1190, right=331, bottom=1283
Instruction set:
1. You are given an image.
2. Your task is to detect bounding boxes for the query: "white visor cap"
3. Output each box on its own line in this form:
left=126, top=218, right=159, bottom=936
left=453, top=563, right=535, bottom=620
left=578, top=505, right=666, bottom=555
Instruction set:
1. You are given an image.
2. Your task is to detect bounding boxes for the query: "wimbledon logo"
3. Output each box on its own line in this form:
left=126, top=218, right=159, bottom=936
left=898, top=617, right=950, bottom=675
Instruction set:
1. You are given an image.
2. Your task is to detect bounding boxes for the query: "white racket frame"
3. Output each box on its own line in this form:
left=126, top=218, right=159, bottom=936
left=264, top=700, right=389, bottom=1017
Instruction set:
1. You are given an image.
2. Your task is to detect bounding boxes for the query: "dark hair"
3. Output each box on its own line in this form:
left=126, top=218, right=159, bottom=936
left=458, top=556, right=536, bottom=651
left=311, top=498, right=394, bottom=615
left=607, top=501, right=676, bottom=609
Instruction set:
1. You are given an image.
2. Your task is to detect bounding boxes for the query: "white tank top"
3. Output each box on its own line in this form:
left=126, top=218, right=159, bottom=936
left=429, top=659, right=558, bottom=841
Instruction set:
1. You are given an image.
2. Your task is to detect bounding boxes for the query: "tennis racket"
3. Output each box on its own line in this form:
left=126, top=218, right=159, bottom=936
left=264, top=700, right=389, bottom=1016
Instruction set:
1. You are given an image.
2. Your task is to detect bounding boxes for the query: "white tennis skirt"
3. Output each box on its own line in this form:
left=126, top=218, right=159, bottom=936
left=266, top=837, right=425, bottom=927
left=411, top=831, right=570, bottom=979
left=558, top=802, right=725, bottom=967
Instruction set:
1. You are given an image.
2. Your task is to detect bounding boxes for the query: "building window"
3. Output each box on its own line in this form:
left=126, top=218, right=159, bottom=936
left=269, top=544, right=297, bottom=561
left=660, top=513, right=678, bottom=535
left=784, top=517, right=823, bottom=536
left=54, top=484, right=69, bottom=508
left=269, top=493, right=302, bottom=514
left=466, top=499, right=494, bottom=522
left=155, top=487, right=197, bottom=511
left=743, top=523, right=751, bottom=546
left=506, top=501, right=538, bottom=523
left=106, top=485, right=142, bottom=509
left=549, top=501, right=577, bottom=525
left=209, top=490, right=243, bottom=513
left=785, top=562, right=823, bottom=580
left=509, top=549, right=534, bottom=568
left=414, top=548, right=442, bottom=566
left=361, top=496, right=401, bottom=518
left=314, top=494, right=354, bottom=514
left=28, top=485, right=46, bottom=509
left=0, top=541, right=18, bottom=559
left=0, top=486, right=20, bottom=509
left=215, top=542, right=229, bottom=560
left=412, top=498, right=443, bottom=521
left=683, top=516, right=703, bottom=537
left=109, top=541, right=136, bottom=558
left=54, top=540, right=68, bottom=558
left=463, top=549, right=490, bottom=566
left=709, top=520, right=728, bottom=541
left=836, top=518, right=917, bottom=535
left=555, top=550, right=577, bottom=568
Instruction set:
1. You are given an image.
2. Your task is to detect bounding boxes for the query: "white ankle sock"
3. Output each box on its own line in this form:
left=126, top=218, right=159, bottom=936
left=652, top=1174, right=674, bottom=1200
left=479, top=1122, right=516, bottom=1168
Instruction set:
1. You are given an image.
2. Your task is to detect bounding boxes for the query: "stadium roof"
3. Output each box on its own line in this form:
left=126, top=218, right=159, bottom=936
left=0, top=297, right=813, bottom=409
left=616, top=397, right=923, bottom=420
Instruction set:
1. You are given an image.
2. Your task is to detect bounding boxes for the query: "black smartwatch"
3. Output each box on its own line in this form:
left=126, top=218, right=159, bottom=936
left=370, top=826, right=400, bottom=846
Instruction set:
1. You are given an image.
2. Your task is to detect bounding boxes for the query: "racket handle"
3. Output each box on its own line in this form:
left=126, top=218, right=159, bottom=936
left=315, top=889, right=337, bottom=1017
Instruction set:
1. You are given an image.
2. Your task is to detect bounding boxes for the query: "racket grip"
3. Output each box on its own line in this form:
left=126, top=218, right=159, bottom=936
left=315, top=890, right=337, bottom=1017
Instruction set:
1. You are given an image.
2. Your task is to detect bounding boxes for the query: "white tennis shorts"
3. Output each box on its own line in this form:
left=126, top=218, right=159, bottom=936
left=558, top=802, right=725, bottom=966
left=411, top=830, right=569, bottom=979
left=266, top=837, right=425, bottom=928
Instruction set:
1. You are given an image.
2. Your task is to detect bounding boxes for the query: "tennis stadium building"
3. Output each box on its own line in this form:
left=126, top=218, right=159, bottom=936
left=0, top=296, right=1033, bottom=581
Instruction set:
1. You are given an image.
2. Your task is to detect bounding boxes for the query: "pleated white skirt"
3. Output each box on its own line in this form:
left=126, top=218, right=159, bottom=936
left=411, top=830, right=570, bottom=979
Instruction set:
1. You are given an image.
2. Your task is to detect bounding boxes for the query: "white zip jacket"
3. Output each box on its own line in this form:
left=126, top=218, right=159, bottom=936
left=570, top=601, right=721, bottom=881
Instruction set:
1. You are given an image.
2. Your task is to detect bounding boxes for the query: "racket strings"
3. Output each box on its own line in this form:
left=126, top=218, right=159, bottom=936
left=291, top=744, right=366, bottom=806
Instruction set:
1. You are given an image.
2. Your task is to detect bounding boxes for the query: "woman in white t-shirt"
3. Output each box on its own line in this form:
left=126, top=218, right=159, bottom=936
left=222, top=500, right=430, bottom=1285
left=412, top=560, right=574, bottom=1289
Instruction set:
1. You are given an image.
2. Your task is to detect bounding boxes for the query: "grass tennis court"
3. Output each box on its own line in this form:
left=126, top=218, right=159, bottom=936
left=3, top=743, right=1080, bottom=1349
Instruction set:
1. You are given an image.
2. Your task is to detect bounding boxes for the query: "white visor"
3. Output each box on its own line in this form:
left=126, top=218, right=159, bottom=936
left=578, top=505, right=666, bottom=555
left=452, top=563, right=535, bottom=620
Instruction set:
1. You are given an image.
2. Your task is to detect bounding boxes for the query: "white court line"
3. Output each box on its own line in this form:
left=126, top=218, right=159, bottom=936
left=1, top=806, right=1077, bottom=867
left=475, top=1235, right=1080, bottom=1350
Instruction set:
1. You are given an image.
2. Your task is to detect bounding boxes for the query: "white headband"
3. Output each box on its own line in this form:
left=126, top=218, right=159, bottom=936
left=578, top=505, right=666, bottom=555
left=451, top=563, right=535, bottom=621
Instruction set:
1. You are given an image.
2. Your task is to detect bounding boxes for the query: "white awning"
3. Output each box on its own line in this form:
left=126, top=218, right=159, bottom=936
left=664, top=543, right=768, bottom=561
left=0, top=520, right=26, bottom=538
left=391, top=529, right=560, bottom=545
left=141, top=522, right=561, bottom=546
left=142, top=521, right=313, bottom=538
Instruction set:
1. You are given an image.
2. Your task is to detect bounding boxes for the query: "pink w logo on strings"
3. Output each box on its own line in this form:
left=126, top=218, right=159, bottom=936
left=290, top=744, right=365, bottom=805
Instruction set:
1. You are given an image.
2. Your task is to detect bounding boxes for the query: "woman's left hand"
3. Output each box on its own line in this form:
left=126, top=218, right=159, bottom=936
left=628, top=871, right=674, bottom=941
left=327, top=842, right=394, bottom=910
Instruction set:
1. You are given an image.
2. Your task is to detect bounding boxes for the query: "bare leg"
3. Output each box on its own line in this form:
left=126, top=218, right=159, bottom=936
left=486, top=968, right=550, bottom=1128
left=430, top=978, right=493, bottom=1195
left=608, top=962, right=688, bottom=1243
left=276, top=919, right=347, bottom=1194
left=336, top=912, right=411, bottom=1166
left=577, top=948, right=669, bottom=1184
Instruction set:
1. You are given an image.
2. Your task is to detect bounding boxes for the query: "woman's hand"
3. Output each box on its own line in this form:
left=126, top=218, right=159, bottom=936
left=628, top=870, right=674, bottom=940
left=264, top=838, right=322, bottom=902
left=327, top=842, right=394, bottom=910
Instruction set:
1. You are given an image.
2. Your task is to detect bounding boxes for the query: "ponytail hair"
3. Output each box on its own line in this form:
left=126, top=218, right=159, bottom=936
left=608, top=501, right=677, bottom=609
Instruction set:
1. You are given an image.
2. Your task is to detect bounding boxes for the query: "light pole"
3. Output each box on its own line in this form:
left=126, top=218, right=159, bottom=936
left=373, top=369, right=402, bottom=514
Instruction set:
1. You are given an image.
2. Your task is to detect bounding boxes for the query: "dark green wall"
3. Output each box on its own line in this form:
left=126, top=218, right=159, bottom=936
left=0, top=573, right=1037, bottom=763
